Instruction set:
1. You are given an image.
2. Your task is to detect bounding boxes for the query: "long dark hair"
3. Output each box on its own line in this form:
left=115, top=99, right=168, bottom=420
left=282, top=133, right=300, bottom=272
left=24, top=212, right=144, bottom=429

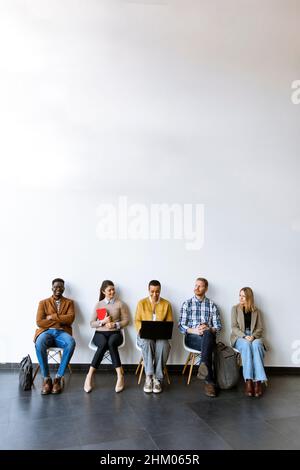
left=99, top=280, right=115, bottom=301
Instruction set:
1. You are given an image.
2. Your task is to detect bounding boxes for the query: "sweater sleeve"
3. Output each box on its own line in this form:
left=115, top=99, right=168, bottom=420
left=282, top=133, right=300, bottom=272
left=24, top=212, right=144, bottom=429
left=135, top=301, right=143, bottom=333
left=118, top=301, right=129, bottom=329
left=166, top=302, right=173, bottom=321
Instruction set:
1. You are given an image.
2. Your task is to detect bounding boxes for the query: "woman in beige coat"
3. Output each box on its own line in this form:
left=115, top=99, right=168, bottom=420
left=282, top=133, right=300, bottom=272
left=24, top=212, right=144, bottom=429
left=231, top=287, right=267, bottom=398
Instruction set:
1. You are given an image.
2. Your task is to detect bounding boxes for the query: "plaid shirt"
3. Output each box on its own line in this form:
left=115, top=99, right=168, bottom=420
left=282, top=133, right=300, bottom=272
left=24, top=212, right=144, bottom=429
left=178, top=295, right=222, bottom=334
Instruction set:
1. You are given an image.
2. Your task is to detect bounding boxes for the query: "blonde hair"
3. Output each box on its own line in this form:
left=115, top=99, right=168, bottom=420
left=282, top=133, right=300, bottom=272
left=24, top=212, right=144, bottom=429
left=240, top=287, right=255, bottom=312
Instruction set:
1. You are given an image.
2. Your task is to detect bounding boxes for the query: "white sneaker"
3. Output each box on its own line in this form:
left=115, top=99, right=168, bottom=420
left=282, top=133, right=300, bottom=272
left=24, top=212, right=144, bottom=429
left=143, top=377, right=153, bottom=393
left=153, top=378, right=162, bottom=394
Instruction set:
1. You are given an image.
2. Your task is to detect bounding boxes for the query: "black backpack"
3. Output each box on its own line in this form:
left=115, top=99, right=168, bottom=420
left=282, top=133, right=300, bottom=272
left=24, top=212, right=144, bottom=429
left=19, top=355, right=33, bottom=391
left=214, top=342, right=240, bottom=390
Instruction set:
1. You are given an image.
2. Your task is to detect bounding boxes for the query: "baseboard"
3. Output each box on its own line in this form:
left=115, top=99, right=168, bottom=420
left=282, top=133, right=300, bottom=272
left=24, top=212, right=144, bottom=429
left=1, top=363, right=299, bottom=375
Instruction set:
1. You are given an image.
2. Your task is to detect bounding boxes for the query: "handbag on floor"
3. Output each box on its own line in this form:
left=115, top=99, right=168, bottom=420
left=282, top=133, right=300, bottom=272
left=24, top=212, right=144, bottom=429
left=214, top=342, right=240, bottom=390
left=19, top=354, right=33, bottom=391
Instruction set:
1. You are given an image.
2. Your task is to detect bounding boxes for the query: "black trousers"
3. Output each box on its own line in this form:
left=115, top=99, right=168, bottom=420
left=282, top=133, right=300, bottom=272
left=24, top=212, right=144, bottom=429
left=185, top=329, right=216, bottom=383
left=91, top=331, right=123, bottom=369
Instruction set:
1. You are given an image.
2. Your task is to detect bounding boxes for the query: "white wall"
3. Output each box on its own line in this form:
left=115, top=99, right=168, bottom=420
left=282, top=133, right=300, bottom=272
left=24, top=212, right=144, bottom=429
left=0, top=0, right=300, bottom=366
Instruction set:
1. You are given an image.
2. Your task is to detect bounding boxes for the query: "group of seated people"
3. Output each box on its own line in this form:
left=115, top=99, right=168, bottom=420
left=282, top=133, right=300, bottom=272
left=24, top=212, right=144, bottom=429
left=34, top=277, right=267, bottom=398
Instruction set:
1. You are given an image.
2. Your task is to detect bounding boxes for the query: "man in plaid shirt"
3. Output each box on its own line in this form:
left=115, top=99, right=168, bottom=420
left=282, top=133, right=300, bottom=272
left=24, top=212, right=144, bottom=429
left=179, top=277, right=222, bottom=397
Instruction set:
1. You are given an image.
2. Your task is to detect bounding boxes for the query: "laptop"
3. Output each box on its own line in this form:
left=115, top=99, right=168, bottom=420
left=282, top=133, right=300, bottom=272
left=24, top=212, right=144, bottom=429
left=140, top=321, right=173, bottom=340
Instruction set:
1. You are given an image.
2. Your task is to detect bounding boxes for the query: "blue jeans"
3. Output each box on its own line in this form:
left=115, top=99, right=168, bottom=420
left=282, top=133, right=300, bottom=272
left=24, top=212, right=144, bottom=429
left=35, top=329, right=76, bottom=378
left=185, top=330, right=216, bottom=383
left=235, top=337, right=267, bottom=382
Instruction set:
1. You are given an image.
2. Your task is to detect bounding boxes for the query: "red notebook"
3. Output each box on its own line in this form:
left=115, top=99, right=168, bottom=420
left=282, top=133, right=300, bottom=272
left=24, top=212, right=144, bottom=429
left=96, top=308, right=107, bottom=320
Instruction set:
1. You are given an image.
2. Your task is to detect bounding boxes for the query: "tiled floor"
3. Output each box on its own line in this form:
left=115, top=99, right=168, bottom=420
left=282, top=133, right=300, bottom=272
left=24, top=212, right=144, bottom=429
left=0, top=370, right=300, bottom=450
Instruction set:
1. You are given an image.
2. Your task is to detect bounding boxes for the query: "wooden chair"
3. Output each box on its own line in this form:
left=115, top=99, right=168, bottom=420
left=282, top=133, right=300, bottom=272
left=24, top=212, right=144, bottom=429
left=135, top=338, right=171, bottom=385
left=88, top=328, right=125, bottom=361
left=182, top=336, right=202, bottom=385
left=33, top=347, right=72, bottom=383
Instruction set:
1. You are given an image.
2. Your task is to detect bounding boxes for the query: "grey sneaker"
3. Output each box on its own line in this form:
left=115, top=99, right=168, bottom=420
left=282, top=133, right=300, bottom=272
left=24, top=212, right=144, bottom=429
left=197, top=362, right=208, bottom=380
left=153, top=378, right=162, bottom=394
left=143, top=377, right=153, bottom=393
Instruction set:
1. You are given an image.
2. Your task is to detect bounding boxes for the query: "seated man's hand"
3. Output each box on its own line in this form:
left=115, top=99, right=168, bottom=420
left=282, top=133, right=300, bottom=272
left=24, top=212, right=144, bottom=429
left=46, top=315, right=53, bottom=320
left=198, top=323, right=209, bottom=335
left=106, top=322, right=116, bottom=329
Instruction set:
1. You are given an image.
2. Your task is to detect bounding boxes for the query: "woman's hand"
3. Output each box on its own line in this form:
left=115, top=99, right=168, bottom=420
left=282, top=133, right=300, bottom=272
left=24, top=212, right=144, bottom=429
left=101, top=315, right=111, bottom=325
left=245, top=335, right=254, bottom=342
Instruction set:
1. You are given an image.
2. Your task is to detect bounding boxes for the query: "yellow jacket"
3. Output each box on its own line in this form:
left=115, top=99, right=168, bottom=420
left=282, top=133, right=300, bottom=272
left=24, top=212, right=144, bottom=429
left=135, top=297, right=173, bottom=332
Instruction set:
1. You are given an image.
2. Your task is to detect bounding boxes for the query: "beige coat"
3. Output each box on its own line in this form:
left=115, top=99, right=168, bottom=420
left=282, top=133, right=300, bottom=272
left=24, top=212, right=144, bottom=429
left=230, top=304, right=265, bottom=348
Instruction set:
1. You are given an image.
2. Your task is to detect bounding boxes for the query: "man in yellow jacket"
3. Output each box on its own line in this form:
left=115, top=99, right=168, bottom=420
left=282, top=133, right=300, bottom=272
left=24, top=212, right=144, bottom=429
left=135, top=280, right=173, bottom=394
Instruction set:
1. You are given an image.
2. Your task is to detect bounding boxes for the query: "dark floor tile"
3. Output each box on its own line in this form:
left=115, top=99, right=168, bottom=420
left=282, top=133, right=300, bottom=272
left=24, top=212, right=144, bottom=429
left=73, top=408, right=146, bottom=446
left=0, top=371, right=299, bottom=450
left=243, top=392, right=300, bottom=420
left=128, top=399, right=201, bottom=435
left=205, top=419, right=295, bottom=450
left=151, top=423, right=232, bottom=450
left=81, top=431, right=158, bottom=450
left=9, top=394, right=72, bottom=423
left=0, top=404, right=10, bottom=425
left=266, top=416, right=300, bottom=449
left=1, top=416, right=80, bottom=450
left=60, top=445, right=83, bottom=450
left=189, top=396, right=262, bottom=427
left=67, top=388, right=132, bottom=417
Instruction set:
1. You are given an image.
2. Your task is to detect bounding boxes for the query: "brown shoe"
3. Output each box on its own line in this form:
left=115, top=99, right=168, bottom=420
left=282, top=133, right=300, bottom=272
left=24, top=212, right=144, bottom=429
left=254, top=381, right=263, bottom=397
left=245, top=379, right=254, bottom=397
left=41, top=377, right=52, bottom=395
left=204, top=383, right=217, bottom=397
left=52, top=377, right=63, bottom=394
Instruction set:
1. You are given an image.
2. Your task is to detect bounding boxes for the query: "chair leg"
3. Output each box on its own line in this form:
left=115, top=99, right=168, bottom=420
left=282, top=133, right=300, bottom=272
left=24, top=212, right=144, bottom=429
left=164, top=367, right=171, bottom=385
left=187, top=353, right=195, bottom=385
left=138, top=361, right=144, bottom=385
left=67, top=363, right=72, bottom=374
left=32, top=364, right=40, bottom=383
left=182, top=353, right=191, bottom=375
left=135, top=357, right=143, bottom=376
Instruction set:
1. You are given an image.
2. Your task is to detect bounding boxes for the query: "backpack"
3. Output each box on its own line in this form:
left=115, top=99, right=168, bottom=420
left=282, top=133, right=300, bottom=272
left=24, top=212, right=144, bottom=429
left=19, top=355, right=33, bottom=391
left=214, top=342, right=240, bottom=390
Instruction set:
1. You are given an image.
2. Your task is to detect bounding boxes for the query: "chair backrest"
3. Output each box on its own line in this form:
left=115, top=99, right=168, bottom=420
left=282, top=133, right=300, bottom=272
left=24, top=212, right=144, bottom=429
left=182, top=335, right=202, bottom=354
left=88, top=329, right=125, bottom=351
